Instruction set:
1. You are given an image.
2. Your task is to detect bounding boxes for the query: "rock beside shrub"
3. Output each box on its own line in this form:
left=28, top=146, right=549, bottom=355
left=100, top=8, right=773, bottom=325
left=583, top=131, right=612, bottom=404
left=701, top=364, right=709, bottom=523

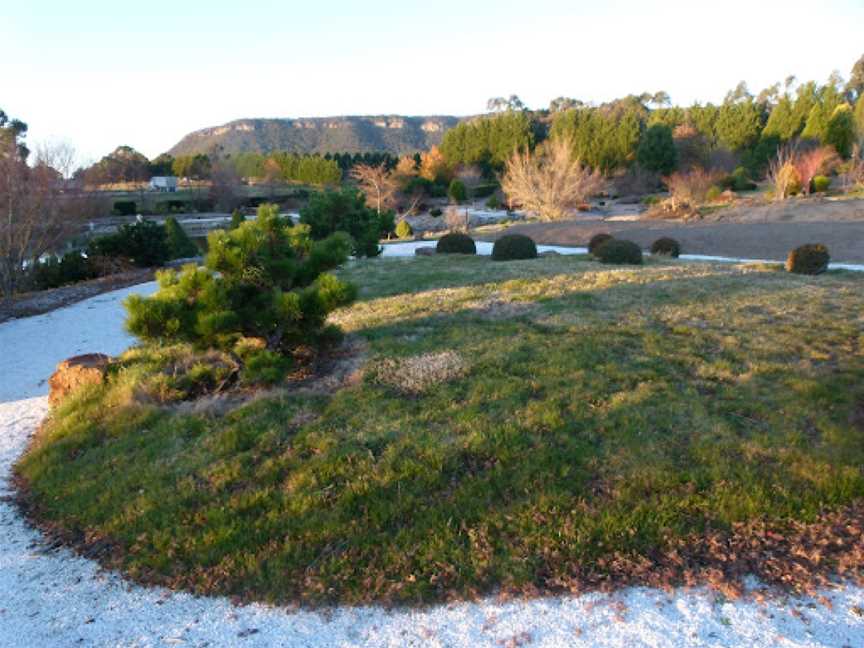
left=595, top=239, right=643, bottom=265
left=48, top=353, right=111, bottom=407
left=436, top=232, right=476, bottom=254
left=492, top=234, right=537, bottom=261
left=786, top=243, right=830, bottom=275
left=588, top=233, right=613, bottom=255
left=650, top=237, right=681, bottom=257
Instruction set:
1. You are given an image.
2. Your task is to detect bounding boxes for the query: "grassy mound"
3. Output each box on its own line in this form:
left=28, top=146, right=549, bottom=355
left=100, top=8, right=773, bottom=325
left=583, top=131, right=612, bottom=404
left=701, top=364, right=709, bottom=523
left=16, top=255, right=864, bottom=606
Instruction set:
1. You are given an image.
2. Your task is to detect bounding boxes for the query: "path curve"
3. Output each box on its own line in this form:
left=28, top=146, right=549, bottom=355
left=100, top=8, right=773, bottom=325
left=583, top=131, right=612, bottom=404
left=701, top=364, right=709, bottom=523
left=2, top=280, right=864, bottom=647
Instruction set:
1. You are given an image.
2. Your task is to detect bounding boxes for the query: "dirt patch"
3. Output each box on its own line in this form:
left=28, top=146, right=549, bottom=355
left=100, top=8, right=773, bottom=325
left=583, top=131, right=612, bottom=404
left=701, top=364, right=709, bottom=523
left=0, top=269, right=154, bottom=323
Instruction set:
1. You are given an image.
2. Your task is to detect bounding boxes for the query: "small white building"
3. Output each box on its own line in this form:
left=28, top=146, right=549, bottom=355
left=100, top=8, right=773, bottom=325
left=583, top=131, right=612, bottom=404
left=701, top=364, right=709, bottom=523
left=149, top=176, right=178, bottom=192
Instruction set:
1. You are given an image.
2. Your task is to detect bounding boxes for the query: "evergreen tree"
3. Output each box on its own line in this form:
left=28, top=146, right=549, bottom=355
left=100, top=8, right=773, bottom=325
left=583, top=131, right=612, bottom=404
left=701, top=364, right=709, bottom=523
left=825, top=103, right=856, bottom=158
left=637, top=124, right=677, bottom=174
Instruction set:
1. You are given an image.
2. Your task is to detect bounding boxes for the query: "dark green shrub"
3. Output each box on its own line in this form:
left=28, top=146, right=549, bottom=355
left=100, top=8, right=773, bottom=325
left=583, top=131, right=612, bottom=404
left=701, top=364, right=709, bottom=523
left=229, top=209, right=245, bottom=230
left=164, top=216, right=199, bottom=259
left=472, top=184, right=498, bottom=198
left=491, top=234, right=537, bottom=261
left=812, top=175, right=831, bottom=193
left=33, top=252, right=98, bottom=290
left=113, top=200, right=137, bottom=216
left=720, top=167, right=757, bottom=192
left=395, top=220, right=413, bottom=239
left=485, top=195, right=501, bottom=210
left=448, top=179, right=467, bottom=203
left=429, top=183, right=448, bottom=198
left=595, top=238, right=643, bottom=265
left=125, top=208, right=356, bottom=357
left=588, top=233, right=613, bottom=255
left=785, top=243, right=829, bottom=275
left=299, top=189, right=387, bottom=258
left=89, top=220, right=171, bottom=267
left=650, top=237, right=681, bottom=257
left=436, top=232, right=476, bottom=254
left=430, top=207, right=443, bottom=217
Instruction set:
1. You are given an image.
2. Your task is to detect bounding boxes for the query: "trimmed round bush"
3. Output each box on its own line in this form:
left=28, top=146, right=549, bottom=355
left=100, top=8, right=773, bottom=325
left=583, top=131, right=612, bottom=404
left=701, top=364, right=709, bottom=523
left=436, top=232, right=476, bottom=254
left=595, top=239, right=643, bottom=265
left=786, top=243, right=829, bottom=275
left=650, top=237, right=681, bottom=258
left=491, top=234, right=537, bottom=261
left=588, top=233, right=613, bottom=255
left=430, top=207, right=443, bottom=217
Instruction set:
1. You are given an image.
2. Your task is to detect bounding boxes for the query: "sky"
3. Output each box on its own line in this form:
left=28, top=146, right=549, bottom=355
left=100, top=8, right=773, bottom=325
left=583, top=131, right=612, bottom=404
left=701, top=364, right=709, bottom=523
left=3, top=0, right=863, bottom=165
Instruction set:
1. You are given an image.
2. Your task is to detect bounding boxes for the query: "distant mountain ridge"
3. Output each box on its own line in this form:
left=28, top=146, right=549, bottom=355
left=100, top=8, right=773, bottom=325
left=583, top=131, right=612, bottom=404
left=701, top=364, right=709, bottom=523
left=167, top=115, right=463, bottom=157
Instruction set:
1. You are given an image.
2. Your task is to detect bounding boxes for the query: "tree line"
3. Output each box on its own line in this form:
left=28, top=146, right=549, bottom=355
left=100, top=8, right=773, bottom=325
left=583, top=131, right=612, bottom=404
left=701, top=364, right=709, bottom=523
left=440, top=55, right=864, bottom=180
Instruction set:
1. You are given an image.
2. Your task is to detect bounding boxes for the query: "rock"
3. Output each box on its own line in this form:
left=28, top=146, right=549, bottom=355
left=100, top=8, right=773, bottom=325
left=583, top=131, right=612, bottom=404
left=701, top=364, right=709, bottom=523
left=48, top=353, right=111, bottom=407
left=415, top=247, right=437, bottom=256
left=539, top=250, right=561, bottom=257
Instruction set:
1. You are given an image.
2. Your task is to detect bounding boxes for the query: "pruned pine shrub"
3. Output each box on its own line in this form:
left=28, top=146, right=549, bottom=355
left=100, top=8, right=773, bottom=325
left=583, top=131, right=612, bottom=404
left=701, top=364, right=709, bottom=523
left=650, top=237, right=681, bottom=257
left=485, top=195, right=501, bottom=210
left=125, top=205, right=356, bottom=374
left=395, top=219, right=413, bottom=239
left=429, top=207, right=443, bottom=217
left=89, top=220, right=171, bottom=267
left=436, top=232, right=476, bottom=254
left=785, top=243, right=829, bottom=275
left=595, top=238, right=643, bottom=265
left=34, top=252, right=98, bottom=290
left=588, top=233, right=613, bottom=255
left=229, top=209, right=245, bottom=230
left=164, top=216, right=199, bottom=259
left=491, top=234, right=537, bottom=261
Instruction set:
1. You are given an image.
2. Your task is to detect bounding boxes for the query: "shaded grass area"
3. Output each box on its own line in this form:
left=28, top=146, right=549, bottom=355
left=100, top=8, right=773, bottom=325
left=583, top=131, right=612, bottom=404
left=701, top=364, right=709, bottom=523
left=15, top=256, right=864, bottom=606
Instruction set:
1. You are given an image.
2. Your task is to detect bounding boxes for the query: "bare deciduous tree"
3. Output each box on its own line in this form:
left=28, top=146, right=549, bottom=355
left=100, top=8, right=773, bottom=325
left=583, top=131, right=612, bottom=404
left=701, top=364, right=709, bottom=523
left=444, top=206, right=469, bottom=232
left=350, top=163, right=397, bottom=215
left=500, top=138, right=605, bottom=220
left=0, top=141, right=92, bottom=297
left=209, top=161, right=242, bottom=212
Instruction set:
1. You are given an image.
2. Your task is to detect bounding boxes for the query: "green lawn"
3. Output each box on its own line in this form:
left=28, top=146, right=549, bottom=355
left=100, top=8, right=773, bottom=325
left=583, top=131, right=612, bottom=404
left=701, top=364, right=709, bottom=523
left=16, top=255, right=864, bottom=605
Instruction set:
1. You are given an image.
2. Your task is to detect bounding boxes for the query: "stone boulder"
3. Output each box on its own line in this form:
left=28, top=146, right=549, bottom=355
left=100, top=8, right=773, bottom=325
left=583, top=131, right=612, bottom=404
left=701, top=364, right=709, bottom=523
left=48, top=353, right=112, bottom=407
left=414, top=246, right=437, bottom=256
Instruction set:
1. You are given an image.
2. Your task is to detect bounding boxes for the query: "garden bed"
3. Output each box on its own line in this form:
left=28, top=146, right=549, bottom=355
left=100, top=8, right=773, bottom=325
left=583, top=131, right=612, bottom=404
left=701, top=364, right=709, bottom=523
left=13, top=254, right=864, bottom=607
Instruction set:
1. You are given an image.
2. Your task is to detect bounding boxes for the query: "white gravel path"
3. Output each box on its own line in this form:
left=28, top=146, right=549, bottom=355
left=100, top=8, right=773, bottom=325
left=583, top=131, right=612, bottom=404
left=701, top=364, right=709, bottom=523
left=2, top=277, right=864, bottom=647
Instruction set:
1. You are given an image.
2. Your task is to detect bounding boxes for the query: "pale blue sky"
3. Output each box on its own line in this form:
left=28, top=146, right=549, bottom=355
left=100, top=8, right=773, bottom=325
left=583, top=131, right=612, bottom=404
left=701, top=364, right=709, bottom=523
left=3, top=0, right=863, bottom=164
